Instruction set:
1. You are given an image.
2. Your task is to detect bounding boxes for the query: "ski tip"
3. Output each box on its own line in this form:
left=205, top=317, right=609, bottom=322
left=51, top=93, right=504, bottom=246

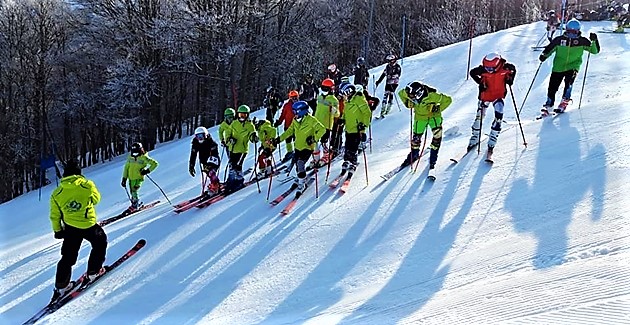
left=485, top=159, right=494, bottom=164
left=449, top=159, right=458, bottom=164
left=427, top=176, right=436, bottom=181
left=137, top=239, right=147, bottom=247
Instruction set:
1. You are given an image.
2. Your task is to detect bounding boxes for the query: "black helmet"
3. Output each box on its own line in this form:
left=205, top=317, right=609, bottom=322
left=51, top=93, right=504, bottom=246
left=357, top=57, right=365, bottom=65
left=62, top=158, right=82, bottom=177
left=131, top=142, right=144, bottom=157
left=405, top=81, right=426, bottom=101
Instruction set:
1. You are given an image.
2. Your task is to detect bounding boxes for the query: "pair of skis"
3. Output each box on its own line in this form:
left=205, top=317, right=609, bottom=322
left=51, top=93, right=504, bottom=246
left=269, top=170, right=318, bottom=215
left=328, top=170, right=354, bottom=193
left=23, top=239, right=147, bottom=325
left=98, top=200, right=161, bottom=227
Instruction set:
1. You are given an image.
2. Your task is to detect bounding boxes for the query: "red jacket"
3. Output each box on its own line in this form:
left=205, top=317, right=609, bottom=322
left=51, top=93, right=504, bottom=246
left=470, top=60, right=516, bottom=102
left=276, top=101, right=295, bottom=129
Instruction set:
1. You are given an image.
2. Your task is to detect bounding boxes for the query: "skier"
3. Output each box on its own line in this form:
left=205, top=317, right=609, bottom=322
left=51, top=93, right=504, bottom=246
left=359, top=88, right=380, bottom=153
left=121, top=142, right=159, bottom=210
left=311, top=78, right=339, bottom=168
left=329, top=76, right=350, bottom=157
left=326, top=64, right=343, bottom=94
left=539, top=18, right=600, bottom=116
left=273, top=101, right=326, bottom=195
left=50, top=159, right=107, bottom=301
left=299, top=73, right=319, bottom=112
left=255, top=118, right=277, bottom=177
left=397, top=81, right=452, bottom=176
left=353, top=57, right=369, bottom=88
left=188, top=126, right=221, bottom=196
left=263, top=86, right=283, bottom=122
left=218, top=107, right=235, bottom=149
left=339, top=83, right=372, bottom=177
left=546, top=10, right=561, bottom=41
left=468, top=53, right=517, bottom=161
left=225, top=105, right=258, bottom=192
left=274, top=90, right=299, bottom=163
left=375, top=54, right=402, bottom=119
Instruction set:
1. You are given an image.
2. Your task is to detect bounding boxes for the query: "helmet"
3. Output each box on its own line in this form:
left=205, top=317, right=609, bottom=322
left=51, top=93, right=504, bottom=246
left=482, top=52, right=502, bottom=72
left=321, top=78, right=334, bottom=88
left=131, top=142, right=144, bottom=157
left=354, top=84, right=364, bottom=93
left=304, top=73, right=313, bottom=80
left=386, top=54, right=397, bottom=62
left=288, top=90, right=299, bottom=100
left=266, top=86, right=275, bottom=93
left=194, top=126, right=209, bottom=142
left=292, top=101, right=309, bottom=118
left=340, top=83, right=356, bottom=98
left=405, top=81, right=426, bottom=101
left=62, top=158, right=82, bottom=177
left=565, top=19, right=581, bottom=38
left=327, top=64, right=337, bottom=73
left=341, top=76, right=350, bottom=83
left=224, top=107, right=235, bottom=119
left=237, top=105, right=250, bottom=121
left=548, top=10, right=555, bottom=15
left=357, top=57, right=365, bottom=65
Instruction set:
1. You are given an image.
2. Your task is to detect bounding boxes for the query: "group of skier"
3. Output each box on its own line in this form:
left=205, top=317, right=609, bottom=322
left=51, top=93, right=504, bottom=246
left=47, top=16, right=600, bottom=306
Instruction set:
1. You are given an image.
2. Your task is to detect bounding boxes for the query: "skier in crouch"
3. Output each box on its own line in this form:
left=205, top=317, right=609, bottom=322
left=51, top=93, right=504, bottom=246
left=539, top=18, right=599, bottom=116
left=189, top=126, right=222, bottom=196
left=468, top=52, right=516, bottom=161
left=50, top=159, right=107, bottom=301
left=273, top=101, right=326, bottom=195
left=397, top=81, right=452, bottom=176
left=121, top=142, right=159, bottom=210
left=375, top=54, right=402, bottom=119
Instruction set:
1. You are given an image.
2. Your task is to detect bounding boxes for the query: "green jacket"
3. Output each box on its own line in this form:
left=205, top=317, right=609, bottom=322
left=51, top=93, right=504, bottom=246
left=50, top=175, right=101, bottom=231
left=341, top=94, right=372, bottom=134
left=218, top=120, right=232, bottom=144
left=398, top=87, right=452, bottom=122
left=257, top=119, right=277, bottom=150
left=122, top=153, right=159, bottom=181
left=314, top=94, right=339, bottom=130
left=227, top=119, right=257, bottom=154
left=542, top=34, right=600, bottom=73
left=279, top=115, right=326, bottom=151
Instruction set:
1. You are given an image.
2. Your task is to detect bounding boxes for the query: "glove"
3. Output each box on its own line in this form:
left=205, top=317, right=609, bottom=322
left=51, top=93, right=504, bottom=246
left=360, top=133, right=367, bottom=142
left=272, top=137, right=281, bottom=146
left=375, top=81, right=381, bottom=87
left=121, top=178, right=127, bottom=188
left=250, top=133, right=259, bottom=143
left=220, top=140, right=226, bottom=147
left=274, top=120, right=282, bottom=128
left=478, top=83, right=487, bottom=92
left=357, top=122, right=366, bottom=132
left=506, top=76, right=514, bottom=86
left=228, top=137, right=236, bottom=145
left=338, top=118, right=345, bottom=126
left=54, top=231, right=64, bottom=240
left=430, top=104, right=441, bottom=113
left=189, top=165, right=195, bottom=177
left=539, top=54, right=547, bottom=62
left=306, top=135, right=315, bottom=145
left=140, top=168, right=150, bottom=176
left=589, top=32, right=598, bottom=41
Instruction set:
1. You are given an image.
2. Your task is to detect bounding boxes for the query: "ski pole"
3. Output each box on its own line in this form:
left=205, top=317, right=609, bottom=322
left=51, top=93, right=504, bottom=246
left=409, top=103, right=414, bottom=171
left=368, top=126, right=373, bottom=154
left=123, top=184, right=132, bottom=202
left=518, top=62, right=542, bottom=115
left=362, top=143, right=369, bottom=185
left=477, top=107, right=483, bottom=155
left=577, top=52, right=591, bottom=110
left=253, top=141, right=261, bottom=193
left=509, top=85, right=528, bottom=147
left=219, top=146, right=226, bottom=179
left=199, top=161, right=208, bottom=195
left=413, top=129, right=428, bottom=173
left=146, top=174, right=172, bottom=205
left=276, top=126, right=283, bottom=161
left=267, top=154, right=275, bottom=201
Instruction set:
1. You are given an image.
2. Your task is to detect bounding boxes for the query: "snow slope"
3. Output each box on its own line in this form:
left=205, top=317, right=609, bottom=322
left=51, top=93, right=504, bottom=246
left=1, top=21, right=630, bottom=325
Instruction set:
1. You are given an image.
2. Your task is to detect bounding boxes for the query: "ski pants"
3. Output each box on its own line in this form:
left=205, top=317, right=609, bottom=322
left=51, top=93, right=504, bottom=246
left=547, top=70, right=577, bottom=106
left=405, top=117, right=443, bottom=166
left=257, top=147, right=274, bottom=170
left=343, top=132, right=362, bottom=167
left=128, top=179, right=144, bottom=201
left=55, top=224, right=107, bottom=289
left=293, top=149, right=313, bottom=179
left=330, top=119, right=344, bottom=154
left=470, top=100, right=504, bottom=148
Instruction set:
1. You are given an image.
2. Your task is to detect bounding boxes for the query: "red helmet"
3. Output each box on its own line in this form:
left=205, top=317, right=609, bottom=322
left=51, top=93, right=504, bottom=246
left=482, top=52, right=502, bottom=72
left=288, top=90, right=299, bottom=100
left=321, top=78, right=334, bottom=88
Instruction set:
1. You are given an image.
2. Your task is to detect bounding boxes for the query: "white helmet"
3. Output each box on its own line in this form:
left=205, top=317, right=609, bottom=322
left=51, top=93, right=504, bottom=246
left=194, top=126, right=208, bottom=142
left=354, top=84, right=364, bottom=93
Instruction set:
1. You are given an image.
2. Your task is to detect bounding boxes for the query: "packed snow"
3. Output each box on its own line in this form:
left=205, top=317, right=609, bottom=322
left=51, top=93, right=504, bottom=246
left=1, top=21, right=629, bottom=325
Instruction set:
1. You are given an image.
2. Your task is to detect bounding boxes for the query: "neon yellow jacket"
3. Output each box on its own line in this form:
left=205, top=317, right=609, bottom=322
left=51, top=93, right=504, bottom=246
left=226, top=119, right=257, bottom=154
left=50, top=175, right=101, bottom=231
left=279, top=115, right=326, bottom=151
left=341, top=94, right=372, bottom=133
left=257, top=120, right=277, bottom=150
left=218, top=120, right=232, bottom=144
left=397, top=88, right=452, bottom=121
left=314, top=94, right=339, bottom=129
left=122, top=153, right=159, bottom=181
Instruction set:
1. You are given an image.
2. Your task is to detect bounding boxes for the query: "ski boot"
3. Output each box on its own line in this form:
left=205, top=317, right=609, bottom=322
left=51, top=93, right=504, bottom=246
left=86, top=267, right=106, bottom=283
left=295, top=177, right=307, bottom=195
left=485, top=146, right=494, bottom=163
left=554, top=98, right=571, bottom=114
left=51, top=282, right=75, bottom=303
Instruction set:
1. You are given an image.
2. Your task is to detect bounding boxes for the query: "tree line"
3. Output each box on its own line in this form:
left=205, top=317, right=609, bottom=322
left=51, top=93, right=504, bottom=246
left=0, top=0, right=605, bottom=202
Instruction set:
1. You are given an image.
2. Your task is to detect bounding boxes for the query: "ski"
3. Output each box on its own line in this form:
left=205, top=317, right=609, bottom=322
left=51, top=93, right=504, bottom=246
left=339, top=174, right=354, bottom=194
left=280, top=177, right=316, bottom=215
left=23, top=239, right=147, bottom=325
left=380, top=165, right=408, bottom=181
left=270, top=184, right=298, bottom=206
left=328, top=171, right=347, bottom=188
left=173, top=194, right=206, bottom=209
left=450, top=145, right=479, bottom=164
left=99, top=201, right=160, bottom=227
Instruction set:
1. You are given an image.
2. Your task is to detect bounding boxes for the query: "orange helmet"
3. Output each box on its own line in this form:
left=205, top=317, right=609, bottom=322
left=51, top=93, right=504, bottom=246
left=288, top=90, right=299, bottom=100
left=321, top=78, right=334, bottom=88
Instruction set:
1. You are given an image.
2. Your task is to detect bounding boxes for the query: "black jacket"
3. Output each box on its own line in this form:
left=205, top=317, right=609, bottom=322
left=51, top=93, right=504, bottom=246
left=189, top=136, right=220, bottom=169
left=353, top=64, right=369, bottom=87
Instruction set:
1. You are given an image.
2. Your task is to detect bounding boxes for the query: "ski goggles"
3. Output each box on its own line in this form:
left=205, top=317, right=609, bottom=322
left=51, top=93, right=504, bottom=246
left=320, top=86, right=331, bottom=93
left=237, top=112, right=248, bottom=120
left=289, top=95, right=299, bottom=101
left=195, top=133, right=206, bottom=140
left=484, top=66, right=496, bottom=72
left=565, top=29, right=579, bottom=39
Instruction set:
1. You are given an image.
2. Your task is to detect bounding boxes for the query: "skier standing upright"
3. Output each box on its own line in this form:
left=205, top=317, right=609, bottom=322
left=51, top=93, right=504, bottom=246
left=326, top=64, right=343, bottom=94
left=218, top=107, right=235, bottom=150
left=353, top=57, right=369, bottom=88
left=275, top=90, right=299, bottom=163
left=254, top=118, right=277, bottom=177
left=397, top=81, right=452, bottom=176
left=375, top=54, right=402, bottom=119
left=224, top=105, right=258, bottom=192
left=539, top=18, right=599, bottom=116
left=546, top=10, right=561, bottom=42
left=339, top=83, right=372, bottom=178
left=50, top=159, right=107, bottom=301
left=468, top=52, right=516, bottom=161
left=121, top=142, right=159, bottom=210
left=273, top=101, right=326, bottom=195
left=263, top=86, right=283, bottom=122
left=299, top=73, right=319, bottom=112
left=312, top=78, right=339, bottom=168
left=189, top=126, right=222, bottom=196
